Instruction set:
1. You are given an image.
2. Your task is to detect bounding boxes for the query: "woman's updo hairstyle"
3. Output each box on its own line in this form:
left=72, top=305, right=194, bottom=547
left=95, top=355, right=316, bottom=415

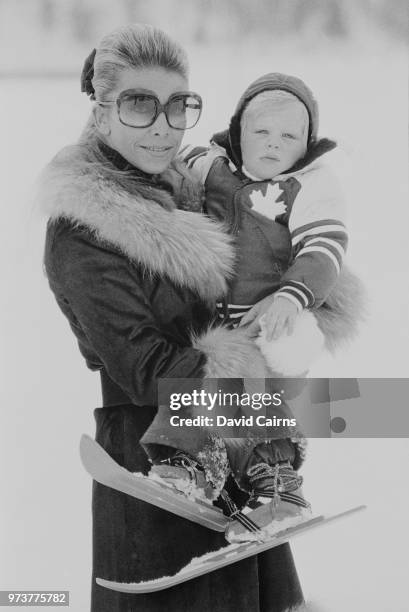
left=77, top=24, right=201, bottom=213
left=81, top=23, right=189, bottom=102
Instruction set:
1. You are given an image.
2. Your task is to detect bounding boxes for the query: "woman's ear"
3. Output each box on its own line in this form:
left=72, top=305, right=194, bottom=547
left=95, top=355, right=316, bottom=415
left=93, top=105, right=111, bottom=136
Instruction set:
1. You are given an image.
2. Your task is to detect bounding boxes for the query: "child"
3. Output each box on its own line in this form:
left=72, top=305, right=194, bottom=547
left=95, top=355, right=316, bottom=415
left=183, top=72, right=347, bottom=371
left=143, top=73, right=352, bottom=539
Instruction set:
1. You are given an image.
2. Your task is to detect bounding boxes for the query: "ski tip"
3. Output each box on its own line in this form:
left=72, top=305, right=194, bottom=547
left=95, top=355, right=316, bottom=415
left=96, top=577, right=165, bottom=594
left=79, top=433, right=92, bottom=455
left=96, top=578, right=126, bottom=593
left=79, top=433, right=98, bottom=473
left=328, top=504, right=367, bottom=518
left=353, top=504, right=367, bottom=512
left=80, top=433, right=93, bottom=445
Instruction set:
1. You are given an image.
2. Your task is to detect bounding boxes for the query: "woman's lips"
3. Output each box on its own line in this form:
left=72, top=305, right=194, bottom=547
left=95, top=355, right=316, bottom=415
left=140, top=145, right=173, bottom=156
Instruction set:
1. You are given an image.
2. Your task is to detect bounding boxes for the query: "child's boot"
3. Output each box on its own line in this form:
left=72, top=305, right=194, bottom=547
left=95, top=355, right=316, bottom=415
left=226, top=460, right=311, bottom=541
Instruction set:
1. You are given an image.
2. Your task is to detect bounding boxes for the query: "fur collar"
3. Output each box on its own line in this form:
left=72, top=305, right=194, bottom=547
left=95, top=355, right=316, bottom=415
left=38, top=145, right=235, bottom=303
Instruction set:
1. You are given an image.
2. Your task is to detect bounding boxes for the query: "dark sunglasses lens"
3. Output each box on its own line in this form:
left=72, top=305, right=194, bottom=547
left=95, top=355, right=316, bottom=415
left=119, top=94, right=157, bottom=127
left=167, top=95, right=202, bottom=129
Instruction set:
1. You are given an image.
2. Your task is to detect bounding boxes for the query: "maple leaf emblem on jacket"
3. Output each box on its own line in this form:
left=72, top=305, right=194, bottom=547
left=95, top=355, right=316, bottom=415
left=249, top=183, right=287, bottom=220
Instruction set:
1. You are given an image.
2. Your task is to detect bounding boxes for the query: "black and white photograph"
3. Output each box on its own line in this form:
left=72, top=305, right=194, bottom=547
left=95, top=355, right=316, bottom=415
left=1, top=1, right=408, bottom=611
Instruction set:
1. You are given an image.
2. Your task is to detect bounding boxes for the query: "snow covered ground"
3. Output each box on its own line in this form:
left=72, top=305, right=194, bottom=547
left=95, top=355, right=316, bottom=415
left=1, top=40, right=408, bottom=611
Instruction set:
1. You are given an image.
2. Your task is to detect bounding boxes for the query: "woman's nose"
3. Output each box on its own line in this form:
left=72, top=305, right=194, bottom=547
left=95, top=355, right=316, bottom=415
left=151, top=111, right=170, bottom=135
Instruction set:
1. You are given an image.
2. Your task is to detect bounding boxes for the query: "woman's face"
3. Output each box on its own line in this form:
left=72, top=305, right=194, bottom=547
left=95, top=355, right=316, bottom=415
left=98, top=67, right=188, bottom=174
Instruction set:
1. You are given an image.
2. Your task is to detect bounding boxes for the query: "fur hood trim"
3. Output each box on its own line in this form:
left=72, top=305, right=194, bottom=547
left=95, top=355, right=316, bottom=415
left=38, top=146, right=235, bottom=304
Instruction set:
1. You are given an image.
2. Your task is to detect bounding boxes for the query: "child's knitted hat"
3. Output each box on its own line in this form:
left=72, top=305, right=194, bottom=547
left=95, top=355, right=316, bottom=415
left=228, top=72, right=319, bottom=168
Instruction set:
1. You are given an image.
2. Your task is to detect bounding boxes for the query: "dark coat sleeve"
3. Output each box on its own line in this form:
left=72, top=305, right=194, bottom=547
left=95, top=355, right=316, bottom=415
left=48, top=228, right=208, bottom=406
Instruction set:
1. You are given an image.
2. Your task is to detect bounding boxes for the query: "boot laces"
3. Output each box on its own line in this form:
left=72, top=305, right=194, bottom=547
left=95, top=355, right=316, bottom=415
left=163, top=451, right=202, bottom=483
left=247, top=461, right=303, bottom=495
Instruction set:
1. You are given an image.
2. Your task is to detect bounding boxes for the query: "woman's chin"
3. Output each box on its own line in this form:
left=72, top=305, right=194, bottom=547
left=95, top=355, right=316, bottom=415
left=133, top=156, right=173, bottom=175
left=128, top=147, right=175, bottom=175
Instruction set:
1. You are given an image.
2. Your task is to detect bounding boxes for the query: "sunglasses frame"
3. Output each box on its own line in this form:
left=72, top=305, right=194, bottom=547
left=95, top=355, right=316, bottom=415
left=98, top=90, right=203, bottom=130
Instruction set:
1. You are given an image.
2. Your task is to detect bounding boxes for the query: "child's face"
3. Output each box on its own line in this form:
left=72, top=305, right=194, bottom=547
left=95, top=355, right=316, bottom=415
left=240, top=102, right=308, bottom=180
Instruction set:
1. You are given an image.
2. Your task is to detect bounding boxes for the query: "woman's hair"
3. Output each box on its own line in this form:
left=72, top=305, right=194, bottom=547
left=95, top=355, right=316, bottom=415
left=76, top=24, right=196, bottom=207
left=92, top=23, right=189, bottom=102
left=80, top=23, right=189, bottom=139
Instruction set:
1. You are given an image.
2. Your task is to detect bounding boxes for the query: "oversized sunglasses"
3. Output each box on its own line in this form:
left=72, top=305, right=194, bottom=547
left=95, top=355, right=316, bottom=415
left=97, top=90, right=202, bottom=130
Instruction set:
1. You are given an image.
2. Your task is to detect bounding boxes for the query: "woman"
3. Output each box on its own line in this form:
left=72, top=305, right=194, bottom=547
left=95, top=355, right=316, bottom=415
left=39, top=24, right=306, bottom=612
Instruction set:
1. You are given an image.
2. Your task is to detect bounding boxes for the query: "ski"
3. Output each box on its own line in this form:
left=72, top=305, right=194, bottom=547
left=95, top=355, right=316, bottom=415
left=79, top=434, right=229, bottom=531
left=95, top=505, right=366, bottom=593
left=80, top=435, right=365, bottom=593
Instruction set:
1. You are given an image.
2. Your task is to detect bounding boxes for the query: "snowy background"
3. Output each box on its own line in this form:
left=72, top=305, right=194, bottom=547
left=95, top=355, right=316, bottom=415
left=1, top=1, right=408, bottom=611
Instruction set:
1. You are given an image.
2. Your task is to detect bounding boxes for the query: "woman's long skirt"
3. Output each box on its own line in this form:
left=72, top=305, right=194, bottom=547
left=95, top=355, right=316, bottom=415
left=91, top=403, right=305, bottom=612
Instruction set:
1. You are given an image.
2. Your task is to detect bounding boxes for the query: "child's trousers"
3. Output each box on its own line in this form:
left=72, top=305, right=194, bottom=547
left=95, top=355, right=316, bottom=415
left=140, top=404, right=297, bottom=494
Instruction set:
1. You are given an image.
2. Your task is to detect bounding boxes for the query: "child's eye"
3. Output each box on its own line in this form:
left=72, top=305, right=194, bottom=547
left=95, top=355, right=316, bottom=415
left=282, top=133, right=296, bottom=140
left=254, top=129, right=268, bottom=135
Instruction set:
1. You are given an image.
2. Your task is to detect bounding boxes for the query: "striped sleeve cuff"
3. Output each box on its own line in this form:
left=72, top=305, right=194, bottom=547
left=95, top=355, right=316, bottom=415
left=297, top=236, right=345, bottom=274
left=291, top=220, right=348, bottom=247
left=275, top=280, right=315, bottom=310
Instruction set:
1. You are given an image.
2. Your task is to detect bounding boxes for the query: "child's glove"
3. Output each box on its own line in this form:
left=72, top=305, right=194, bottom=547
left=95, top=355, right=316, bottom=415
left=264, top=296, right=300, bottom=341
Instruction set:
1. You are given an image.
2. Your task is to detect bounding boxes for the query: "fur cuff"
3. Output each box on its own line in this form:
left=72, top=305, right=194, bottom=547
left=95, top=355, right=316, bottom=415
left=315, top=266, right=367, bottom=353
left=192, top=326, right=270, bottom=378
left=256, top=267, right=367, bottom=372
left=256, top=311, right=325, bottom=376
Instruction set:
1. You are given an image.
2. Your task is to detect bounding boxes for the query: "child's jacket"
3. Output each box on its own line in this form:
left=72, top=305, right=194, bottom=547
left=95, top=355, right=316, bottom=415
left=181, top=137, right=348, bottom=327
